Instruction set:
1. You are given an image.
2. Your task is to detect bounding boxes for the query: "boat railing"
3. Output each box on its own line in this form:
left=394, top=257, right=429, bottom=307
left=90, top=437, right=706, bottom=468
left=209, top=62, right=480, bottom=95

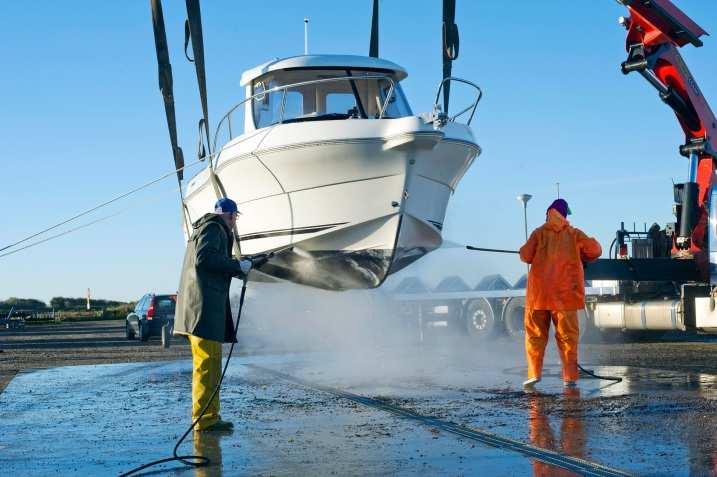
left=432, top=77, right=483, bottom=126
left=211, top=74, right=397, bottom=155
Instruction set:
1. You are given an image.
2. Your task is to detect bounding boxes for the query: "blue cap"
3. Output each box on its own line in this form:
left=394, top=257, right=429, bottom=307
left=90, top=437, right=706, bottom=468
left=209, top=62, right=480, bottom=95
left=214, top=197, right=239, bottom=214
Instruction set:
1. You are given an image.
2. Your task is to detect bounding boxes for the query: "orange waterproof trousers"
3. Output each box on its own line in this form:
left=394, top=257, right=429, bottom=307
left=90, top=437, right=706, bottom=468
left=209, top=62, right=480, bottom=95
left=525, top=309, right=579, bottom=382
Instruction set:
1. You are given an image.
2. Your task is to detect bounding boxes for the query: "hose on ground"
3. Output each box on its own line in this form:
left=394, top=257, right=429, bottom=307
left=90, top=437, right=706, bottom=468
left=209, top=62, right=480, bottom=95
left=578, top=363, right=623, bottom=383
left=119, top=277, right=248, bottom=476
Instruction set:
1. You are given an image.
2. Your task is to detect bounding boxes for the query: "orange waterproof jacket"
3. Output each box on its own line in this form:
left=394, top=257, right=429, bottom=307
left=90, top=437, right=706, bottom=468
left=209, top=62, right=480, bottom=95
left=519, top=209, right=602, bottom=311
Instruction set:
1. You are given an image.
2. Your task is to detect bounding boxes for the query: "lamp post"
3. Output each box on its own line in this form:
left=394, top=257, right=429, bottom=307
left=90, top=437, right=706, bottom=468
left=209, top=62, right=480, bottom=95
left=517, top=194, right=532, bottom=274
left=517, top=194, right=532, bottom=242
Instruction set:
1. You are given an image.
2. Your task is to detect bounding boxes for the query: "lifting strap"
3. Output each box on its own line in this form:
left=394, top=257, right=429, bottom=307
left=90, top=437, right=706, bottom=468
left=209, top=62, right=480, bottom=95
left=369, top=0, right=379, bottom=58
left=150, top=0, right=191, bottom=238
left=184, top=0, right=241, bottom=257
left=442, top=0, right=459, bottom=114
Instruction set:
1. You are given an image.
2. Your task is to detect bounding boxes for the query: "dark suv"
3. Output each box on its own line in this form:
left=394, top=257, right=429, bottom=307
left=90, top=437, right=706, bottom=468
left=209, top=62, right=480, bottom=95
left=125, top=294, right=176, bottom=341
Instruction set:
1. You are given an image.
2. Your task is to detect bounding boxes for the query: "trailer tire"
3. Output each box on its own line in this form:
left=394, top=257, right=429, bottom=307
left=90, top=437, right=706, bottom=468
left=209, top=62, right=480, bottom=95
left=464, top=298, right=496, bottom=341
left=503, top=297, right=526, bottom=340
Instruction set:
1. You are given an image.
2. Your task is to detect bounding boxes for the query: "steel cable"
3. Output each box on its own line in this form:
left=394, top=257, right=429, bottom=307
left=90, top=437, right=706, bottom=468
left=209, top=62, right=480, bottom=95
left=0, top=158, right=204, bottom=254
left=0, top=182, right=187, bottom=260
left=0, top=213, right=121, bottom=259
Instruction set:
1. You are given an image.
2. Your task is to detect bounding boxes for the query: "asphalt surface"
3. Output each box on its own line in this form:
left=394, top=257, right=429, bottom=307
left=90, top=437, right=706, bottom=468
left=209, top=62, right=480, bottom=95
left=3, top=320, right=717, bottom=475
left=0, top=320, right=191, bottom=392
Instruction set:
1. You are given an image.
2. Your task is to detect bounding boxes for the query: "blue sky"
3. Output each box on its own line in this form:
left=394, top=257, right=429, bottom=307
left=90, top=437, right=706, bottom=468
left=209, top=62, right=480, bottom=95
left=1, top=1, right=716, bottom=302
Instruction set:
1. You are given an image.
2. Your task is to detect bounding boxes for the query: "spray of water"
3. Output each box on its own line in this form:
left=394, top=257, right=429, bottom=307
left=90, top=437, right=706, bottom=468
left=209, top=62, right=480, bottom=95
left=229, top=246, right=530, bottom=390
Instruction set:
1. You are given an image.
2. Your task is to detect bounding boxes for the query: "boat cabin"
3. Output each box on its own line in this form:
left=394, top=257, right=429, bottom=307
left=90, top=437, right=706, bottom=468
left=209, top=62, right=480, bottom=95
left=239, top=55, right=413, bottom=133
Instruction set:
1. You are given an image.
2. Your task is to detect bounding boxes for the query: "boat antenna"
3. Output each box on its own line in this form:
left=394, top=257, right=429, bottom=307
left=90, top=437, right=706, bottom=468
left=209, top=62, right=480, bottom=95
left=149, top=0, right=191, bottom=239
left=369, top=0, right=379, bottom=57
left=442, top=0, right=460, bottom=114
left=304, top=17, right=309, bottom=54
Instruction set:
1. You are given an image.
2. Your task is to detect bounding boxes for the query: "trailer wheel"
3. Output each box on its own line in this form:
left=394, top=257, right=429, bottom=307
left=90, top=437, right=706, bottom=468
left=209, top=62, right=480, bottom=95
left=503, top=297, right=526, bottom=340
left=464, top=298, right=496, bottom=341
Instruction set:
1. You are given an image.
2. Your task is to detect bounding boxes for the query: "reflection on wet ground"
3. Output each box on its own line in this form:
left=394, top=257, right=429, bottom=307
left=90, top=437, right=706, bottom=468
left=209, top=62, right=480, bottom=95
left=527, top=388, right=585, bottom=477
left=2, top=347, right=717, bottom=476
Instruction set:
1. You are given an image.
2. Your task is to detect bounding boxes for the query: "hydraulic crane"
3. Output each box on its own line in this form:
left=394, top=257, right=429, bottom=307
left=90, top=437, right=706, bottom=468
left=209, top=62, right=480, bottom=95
left=375, top=1, right=717, bottom=340
left=621, top=0, right=716, bottom=258
left=585, top=0, right=717, bottom=332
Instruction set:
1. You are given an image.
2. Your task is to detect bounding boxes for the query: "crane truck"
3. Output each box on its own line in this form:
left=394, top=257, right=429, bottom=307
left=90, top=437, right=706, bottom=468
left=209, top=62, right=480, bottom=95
left=389, top=0, right=717, bottom=340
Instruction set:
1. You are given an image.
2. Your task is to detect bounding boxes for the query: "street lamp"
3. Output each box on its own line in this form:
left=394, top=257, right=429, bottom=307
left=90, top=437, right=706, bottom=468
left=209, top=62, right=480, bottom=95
left=517, top=194, right=532, bottom=242
left=517, top=194, right=532, bottom=275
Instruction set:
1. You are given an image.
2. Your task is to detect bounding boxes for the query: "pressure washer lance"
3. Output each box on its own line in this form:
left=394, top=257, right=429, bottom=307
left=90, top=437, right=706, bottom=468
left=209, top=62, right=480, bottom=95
left=120, top=252, right=273, bottom=476
left=465, top=244, right=623, bottom=384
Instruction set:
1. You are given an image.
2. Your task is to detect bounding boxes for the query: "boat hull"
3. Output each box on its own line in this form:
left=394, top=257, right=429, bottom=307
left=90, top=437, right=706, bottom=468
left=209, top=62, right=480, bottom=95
left=184, top=117, right=479, bottom=290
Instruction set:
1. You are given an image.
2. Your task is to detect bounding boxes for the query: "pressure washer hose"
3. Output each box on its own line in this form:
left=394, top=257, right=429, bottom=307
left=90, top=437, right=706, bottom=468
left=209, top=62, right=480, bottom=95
left=119, top=277, right=248, bottom=476
left=577, top=364, right=622, bottom=383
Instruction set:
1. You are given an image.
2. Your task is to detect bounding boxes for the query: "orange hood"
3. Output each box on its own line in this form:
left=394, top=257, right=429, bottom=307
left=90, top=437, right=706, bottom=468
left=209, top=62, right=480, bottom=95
left=545, top=208, right=570, bottom=232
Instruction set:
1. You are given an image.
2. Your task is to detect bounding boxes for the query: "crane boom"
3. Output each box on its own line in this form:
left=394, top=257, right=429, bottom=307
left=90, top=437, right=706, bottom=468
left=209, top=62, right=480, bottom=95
left=619, top=0, right=716, bottom=258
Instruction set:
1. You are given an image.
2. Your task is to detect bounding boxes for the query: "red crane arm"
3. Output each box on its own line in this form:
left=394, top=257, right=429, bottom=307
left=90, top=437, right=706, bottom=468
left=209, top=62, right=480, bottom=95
left=621, top=0, right=716, bottom=156
left=619, top=0, right=716, bottom=258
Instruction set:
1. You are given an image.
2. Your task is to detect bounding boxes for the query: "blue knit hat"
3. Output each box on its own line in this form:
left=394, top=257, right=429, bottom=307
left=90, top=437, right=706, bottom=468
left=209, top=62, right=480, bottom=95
left=214, top=197, right=239, bottom=214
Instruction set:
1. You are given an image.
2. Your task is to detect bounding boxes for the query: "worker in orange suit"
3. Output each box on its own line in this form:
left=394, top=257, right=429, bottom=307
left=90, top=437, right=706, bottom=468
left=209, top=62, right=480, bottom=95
left=519, top=199, right=601, bottom=389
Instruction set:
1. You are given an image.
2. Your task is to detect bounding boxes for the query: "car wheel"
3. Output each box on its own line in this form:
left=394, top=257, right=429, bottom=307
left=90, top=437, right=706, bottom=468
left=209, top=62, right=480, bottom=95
left=464, top=298, right=496, bottom=341
left=125, top=321, right=135, bottom=340
left=503, top=297, right=526, bottom=340
left=139, top=321, right=149, bottom=342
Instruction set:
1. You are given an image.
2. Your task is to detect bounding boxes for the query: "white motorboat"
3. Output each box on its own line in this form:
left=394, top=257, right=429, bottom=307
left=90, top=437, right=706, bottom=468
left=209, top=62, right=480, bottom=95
left=150, top=0, right=478, bottom=290
left=182, top=54, right=481, bottom=290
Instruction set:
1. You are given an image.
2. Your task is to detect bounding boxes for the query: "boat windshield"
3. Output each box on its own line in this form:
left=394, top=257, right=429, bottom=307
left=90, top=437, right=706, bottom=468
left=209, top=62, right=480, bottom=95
left=251, top=69, right=412, bottom=129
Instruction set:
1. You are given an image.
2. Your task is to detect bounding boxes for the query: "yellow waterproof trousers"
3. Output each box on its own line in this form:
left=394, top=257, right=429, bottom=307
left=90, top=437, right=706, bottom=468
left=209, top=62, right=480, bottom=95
left=189, top=335, right=222, bottom=430
left=525, top=309, right=579, bottom=382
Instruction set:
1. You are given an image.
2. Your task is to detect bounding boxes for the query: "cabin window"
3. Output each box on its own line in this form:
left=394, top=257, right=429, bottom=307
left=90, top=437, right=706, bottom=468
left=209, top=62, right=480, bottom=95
left=251, top=69, right=412, bottom=129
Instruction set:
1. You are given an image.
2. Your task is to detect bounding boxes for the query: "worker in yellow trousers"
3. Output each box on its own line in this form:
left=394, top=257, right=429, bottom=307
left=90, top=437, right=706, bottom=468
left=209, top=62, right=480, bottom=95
left=189, top=336, right=223, bottom=429
left=174, top=198, right=253, bottom=432
left=519, top=199, right=601, bottom=390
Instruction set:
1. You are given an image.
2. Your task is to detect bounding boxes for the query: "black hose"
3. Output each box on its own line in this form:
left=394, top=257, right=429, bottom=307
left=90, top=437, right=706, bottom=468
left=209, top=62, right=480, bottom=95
left=119, top=278, right=248, bottom=476
left=577, top=363, right=622, bottom=383
left=503, top=364, right=623, bottom=384
left=466, top=245, right=519, bottom=254
left=608, top=238, right=617, bottom=260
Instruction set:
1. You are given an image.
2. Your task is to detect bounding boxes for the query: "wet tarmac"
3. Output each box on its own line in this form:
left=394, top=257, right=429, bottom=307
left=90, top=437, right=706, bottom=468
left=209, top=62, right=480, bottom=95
left=2, top=346, right=717, bottom=476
